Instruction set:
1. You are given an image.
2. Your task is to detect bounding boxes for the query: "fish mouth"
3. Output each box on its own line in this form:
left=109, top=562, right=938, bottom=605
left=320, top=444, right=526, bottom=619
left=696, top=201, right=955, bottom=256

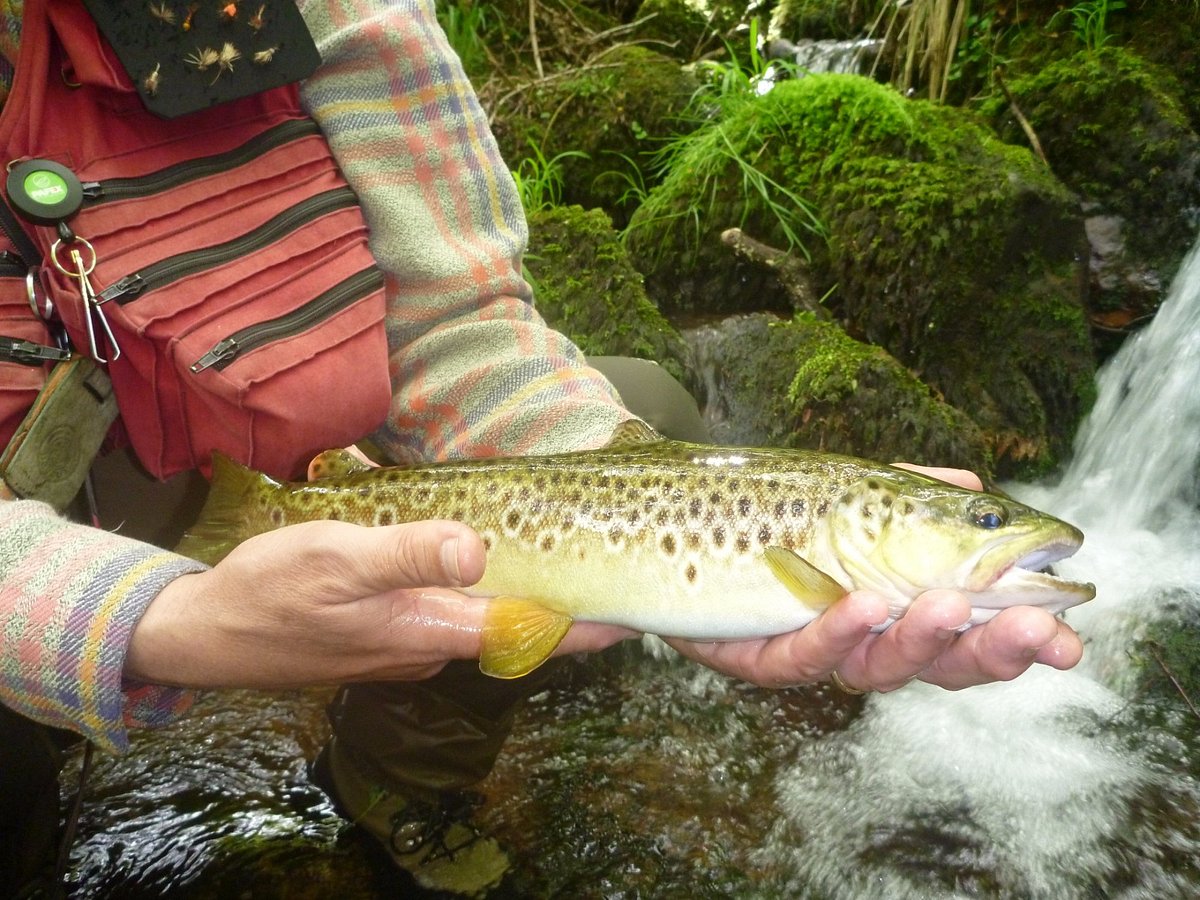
left=968, top=532, right=1095, bottom=613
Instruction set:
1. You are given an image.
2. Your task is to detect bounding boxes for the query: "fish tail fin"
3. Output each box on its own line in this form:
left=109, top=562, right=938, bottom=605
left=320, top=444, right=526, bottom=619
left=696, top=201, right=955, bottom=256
left=175, top=453, right=276, bottom=565
left=480, top=596, right=574, bottom=679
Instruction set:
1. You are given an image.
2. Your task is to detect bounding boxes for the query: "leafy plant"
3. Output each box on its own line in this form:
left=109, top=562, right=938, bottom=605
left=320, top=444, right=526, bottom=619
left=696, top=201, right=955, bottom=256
left=1049, top=0, right=1127, bottom=52
left=437, top=1, right=492, bottom=74
left=510, top=141, right=590, bottom=213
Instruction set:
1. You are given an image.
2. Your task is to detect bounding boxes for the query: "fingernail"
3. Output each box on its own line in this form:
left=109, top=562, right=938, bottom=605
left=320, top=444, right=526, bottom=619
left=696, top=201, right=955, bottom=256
left=440, top=536, right=462, bottom=585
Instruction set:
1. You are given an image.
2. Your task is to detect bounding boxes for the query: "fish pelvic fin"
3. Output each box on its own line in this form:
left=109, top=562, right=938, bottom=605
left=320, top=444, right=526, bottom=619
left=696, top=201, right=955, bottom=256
left=763, top=546, right=845, bottom=612
left=308, top=448, right=373, bottom=480
left=175, top=453, right=276, bottom=565
left=480, top=596, right=574, bottom=679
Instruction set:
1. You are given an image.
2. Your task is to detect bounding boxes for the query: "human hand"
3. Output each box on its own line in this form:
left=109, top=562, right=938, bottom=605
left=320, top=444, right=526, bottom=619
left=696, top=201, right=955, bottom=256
left=664, top=464, right=1084, bottom=693
left=125, top=519, right=633, bottom=689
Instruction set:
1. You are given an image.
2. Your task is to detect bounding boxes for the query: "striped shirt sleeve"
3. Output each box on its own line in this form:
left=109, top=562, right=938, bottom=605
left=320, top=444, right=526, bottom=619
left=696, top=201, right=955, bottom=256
left=297, top=0, right=632, bottom=462
left=0, top=499, right=205, bottom=753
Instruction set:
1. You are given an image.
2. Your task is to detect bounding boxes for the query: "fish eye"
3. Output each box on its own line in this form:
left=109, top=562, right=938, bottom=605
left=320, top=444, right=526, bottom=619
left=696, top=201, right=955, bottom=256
left=969, top=499, right=1007, bottom=530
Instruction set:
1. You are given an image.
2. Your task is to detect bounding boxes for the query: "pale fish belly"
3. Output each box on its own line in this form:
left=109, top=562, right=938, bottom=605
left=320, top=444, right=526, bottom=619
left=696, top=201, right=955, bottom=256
left=471, top=525, right=819, bottom=640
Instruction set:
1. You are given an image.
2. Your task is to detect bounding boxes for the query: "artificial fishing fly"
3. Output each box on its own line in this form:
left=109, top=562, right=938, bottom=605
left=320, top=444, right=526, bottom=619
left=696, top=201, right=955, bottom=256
left=212, top=42, right=241, bottom=82
left=218, top=2, right=238, bottom=22
left=248, top=3, right=266, bottom=31
left=142, top=63, right=162, bottom=96
left=149, top=2, right=176, bottom=25
left=182, top=3, right=199, bottom=30
left=184, top=46, right=219, bottom=71
left=252, top=46, right=277, bottom=65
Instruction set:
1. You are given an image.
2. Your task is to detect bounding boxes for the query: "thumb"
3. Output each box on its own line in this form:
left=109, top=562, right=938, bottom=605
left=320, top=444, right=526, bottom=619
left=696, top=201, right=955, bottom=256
left=352, top=519, right=488, bottom=593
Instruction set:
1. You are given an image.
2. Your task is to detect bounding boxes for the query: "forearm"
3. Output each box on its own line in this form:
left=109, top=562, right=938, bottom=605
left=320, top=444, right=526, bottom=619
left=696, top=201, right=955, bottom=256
left=0, top=499, right=205, bottom=752
left=297, top=0, right=629, bottom=461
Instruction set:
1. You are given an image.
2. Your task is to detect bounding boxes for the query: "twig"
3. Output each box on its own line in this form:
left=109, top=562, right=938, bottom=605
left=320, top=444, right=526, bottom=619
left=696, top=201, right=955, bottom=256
left=720, top=227, right=829, bottom=320
left=1147, top=641, right=1200, bottom=722
left=995, top=67, right=1049, bottom=167
left=529, top=0, right=544, bottom=80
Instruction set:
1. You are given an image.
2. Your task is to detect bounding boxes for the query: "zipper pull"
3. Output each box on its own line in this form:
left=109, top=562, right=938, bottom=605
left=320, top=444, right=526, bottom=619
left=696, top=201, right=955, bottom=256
left=0, top=335, right=72, bottom=366
left=191, top=337, right=239, bottom=373
left=97, top=273, right=145, bottom=304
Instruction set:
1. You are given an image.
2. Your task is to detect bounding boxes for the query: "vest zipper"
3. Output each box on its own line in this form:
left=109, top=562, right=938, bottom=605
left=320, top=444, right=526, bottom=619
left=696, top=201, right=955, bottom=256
left=79, top=119, right=323, bottom=204
left=97, top=187, right=362, bottom=304
left=0, top=334, right=71, bottom=365
left=190, top=265, right=385, bottom=373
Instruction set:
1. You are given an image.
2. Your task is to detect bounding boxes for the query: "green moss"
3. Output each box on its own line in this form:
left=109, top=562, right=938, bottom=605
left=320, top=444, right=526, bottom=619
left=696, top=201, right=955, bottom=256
left=491, top=45, right=698, bottom=226
left=626, top=73, right=1093, bottom=475
left=984, top=46, right=1200, bottom=271
left=526, top=205, right=689, bottom=381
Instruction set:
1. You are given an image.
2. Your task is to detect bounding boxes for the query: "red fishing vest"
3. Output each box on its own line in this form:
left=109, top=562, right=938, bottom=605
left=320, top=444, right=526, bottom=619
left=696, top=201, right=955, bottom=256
left=0, top=0, right=392, bottom=480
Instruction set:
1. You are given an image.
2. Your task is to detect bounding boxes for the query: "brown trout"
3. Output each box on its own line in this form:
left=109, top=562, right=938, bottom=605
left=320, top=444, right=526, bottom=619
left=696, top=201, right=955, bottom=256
left=177, top=423, right=1095, bottom=678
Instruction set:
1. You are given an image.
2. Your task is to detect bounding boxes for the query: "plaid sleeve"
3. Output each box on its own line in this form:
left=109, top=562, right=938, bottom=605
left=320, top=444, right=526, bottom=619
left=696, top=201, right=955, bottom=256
left=297, top=0, right=631, bottom=461
left=0, top=499, right=206, bottom=753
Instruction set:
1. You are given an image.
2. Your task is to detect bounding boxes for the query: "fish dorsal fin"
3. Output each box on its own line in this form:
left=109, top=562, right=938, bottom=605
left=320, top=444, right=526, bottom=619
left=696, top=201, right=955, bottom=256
left=763, top=546, right=845, bottom=611
left=604, top=419, right=664, bottom=448
left=308, top=448, right=373, bottom=480
left=480, top=597, right=574, bottom=679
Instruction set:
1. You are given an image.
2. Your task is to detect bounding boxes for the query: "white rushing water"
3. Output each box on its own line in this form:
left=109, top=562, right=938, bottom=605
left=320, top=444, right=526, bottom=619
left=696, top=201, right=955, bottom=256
left=762, top=236, right=1200, bottom=897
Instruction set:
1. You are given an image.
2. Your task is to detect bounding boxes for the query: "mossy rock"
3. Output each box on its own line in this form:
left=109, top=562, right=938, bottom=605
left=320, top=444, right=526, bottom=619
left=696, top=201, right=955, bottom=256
left=635, top=0, right=753, bottom=60
left=526, top=204, right=689, bottom=382
left=491, top=44, right=698, bottom=227
left=691, top=312, right=991, bottom=472
left=625, top=73, right=1094, bottom=476
left=983, top=47, right=1200, bottom=318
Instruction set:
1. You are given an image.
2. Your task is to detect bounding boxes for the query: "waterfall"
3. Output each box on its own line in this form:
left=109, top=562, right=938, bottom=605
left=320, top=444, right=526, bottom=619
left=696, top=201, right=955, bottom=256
left=754, top=232, right=1200, bottom=897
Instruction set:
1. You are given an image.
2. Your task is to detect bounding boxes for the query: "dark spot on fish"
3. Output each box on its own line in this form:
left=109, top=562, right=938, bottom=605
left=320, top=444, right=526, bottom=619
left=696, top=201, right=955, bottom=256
left=597, top=476, right=611, bottom=488
left=561, top=513, right=575, bottom=529
left=673, top=511, right=687, bottom=527
left=385, top=472, right=401, bottom=483
left=519, top=487, right=531, bottom=501
left=737, top=496, right=752, bottom=516
left=686, top=563, right=697, bottom=583
left=900, top=501, right=914, bottom=515
left=863, top=527, right=877, bottom=542
left=817, top=501, right=829, bottom=516
left=581, top=501, right=594, bottom=516
left=881, top=495, right=893, bottom=508
left=791, top=499, right=806, bottom=516
left=709, top=492, right=722, bottom=506
left=758, top=525, right=772, bottom=545
left=614, top=478, right=627, bottom=493
left=541, top=535, right=556, bottom=552
left=866, top=479, right=881, bottom=491
left=627, top=510, right=641, bottom=526
left=661, top=534, right=677, bottom=556
left=483, top=536, right=493, bottom=551
left=655, top=510, right=670, bottom=527
left=686, top=532, right=701, bottom=550
left=862, top=504, right=873, bottom=519
left=270, top=508, right=284, bottom=526
left=550, top=472, right=563, bottom=485
left=713, top=527, right=726, bottom=548
left=736, top=534, right=750, bottom=554
left=506, top=511, right=521, bottom=531
left=608, top=526, right=623, bottom=546
left=378, top=510, right=394, bottom=526
left=689, top=498, right=703, bottom=518
left=774, top=500, right=787, bottom=518
left=455, top=487, right=468, bottom=500
left=328, top=510, right=342, bottom=521
left=767, top=479, right=780, bottom=490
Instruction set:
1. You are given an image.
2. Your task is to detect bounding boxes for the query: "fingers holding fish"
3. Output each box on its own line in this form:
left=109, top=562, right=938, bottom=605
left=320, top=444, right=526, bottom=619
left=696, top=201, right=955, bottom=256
left=841, top=589, right=972, bottom=692
left=661, top=590, right=889, bottom=689
left=916, top=605, right=1084, bottom=690
left=892, top=462, right=983, bottom=492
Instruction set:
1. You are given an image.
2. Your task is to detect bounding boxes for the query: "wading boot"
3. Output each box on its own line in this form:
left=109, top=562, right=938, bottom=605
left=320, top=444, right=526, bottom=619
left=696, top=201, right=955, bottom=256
left=309, top=736, right=508, bottom=896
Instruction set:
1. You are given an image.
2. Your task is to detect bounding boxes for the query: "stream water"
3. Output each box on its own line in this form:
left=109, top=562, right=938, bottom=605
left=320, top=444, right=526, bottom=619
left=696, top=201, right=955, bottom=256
left=61, top=237, right=1200, bottom=896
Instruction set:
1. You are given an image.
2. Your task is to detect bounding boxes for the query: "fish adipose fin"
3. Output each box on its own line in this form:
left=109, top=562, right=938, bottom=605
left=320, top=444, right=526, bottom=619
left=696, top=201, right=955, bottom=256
left=175, top=453, right=274, bottom=565
left=308, top=448, right=373, bottom=479
left=763, top=546, right=845, bottom=611
left=480, top=597, right=574, bottom=679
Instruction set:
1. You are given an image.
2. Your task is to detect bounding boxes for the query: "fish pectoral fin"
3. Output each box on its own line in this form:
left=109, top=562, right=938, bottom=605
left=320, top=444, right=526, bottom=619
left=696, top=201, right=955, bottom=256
left=307, top=448, right=373, bottom=480
left=480, top=597, right=574, bottom=679
left=763, top=546, right=846, bottom=611
left=604, top=420, right=664, bottom=447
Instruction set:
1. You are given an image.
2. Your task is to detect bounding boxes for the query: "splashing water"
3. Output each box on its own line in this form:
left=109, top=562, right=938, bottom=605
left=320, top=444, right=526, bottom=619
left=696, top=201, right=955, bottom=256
left=764, top=235, right=1200, bottom=898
